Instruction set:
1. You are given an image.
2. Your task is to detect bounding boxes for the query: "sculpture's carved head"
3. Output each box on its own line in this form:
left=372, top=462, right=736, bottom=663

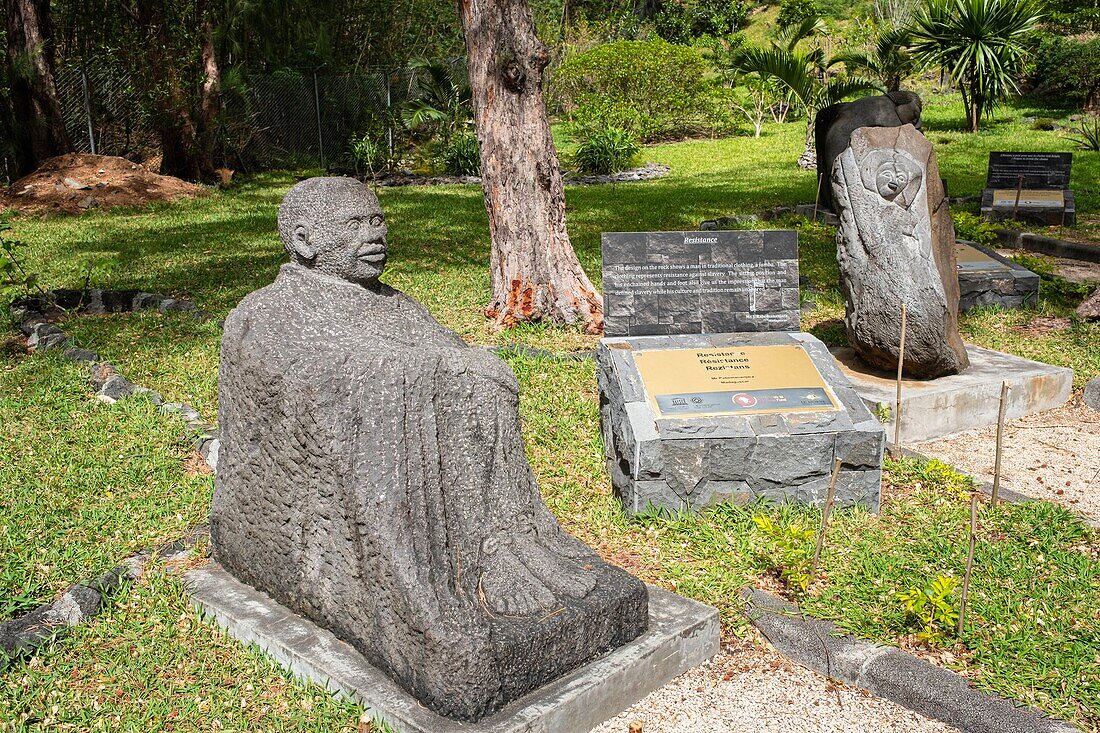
left=277, top=177, right=388, bottom=287
left=859, top=150, right=923, bottom=208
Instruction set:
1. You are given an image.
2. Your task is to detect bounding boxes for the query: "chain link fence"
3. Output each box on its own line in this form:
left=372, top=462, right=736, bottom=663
left=1, top=61, right=439, bottom=183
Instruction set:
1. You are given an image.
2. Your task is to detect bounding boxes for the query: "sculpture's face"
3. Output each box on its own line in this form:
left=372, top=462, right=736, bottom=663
left=876, top=165, right=911, bottom=201
left=307, top=200, right=388, bottom=286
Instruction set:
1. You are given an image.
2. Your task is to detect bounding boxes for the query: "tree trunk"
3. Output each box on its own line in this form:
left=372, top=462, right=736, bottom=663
left=456, top=0, right=603, bottom=334
left=130, top=0, right=219, bottom=182
left=797, top=117, right=817, bottom=170
left=5, top=0, right=72, bottom=176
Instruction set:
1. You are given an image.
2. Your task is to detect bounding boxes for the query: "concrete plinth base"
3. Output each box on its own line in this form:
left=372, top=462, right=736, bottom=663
left=830, top=345, right=1073, bottom=443
left=185, top=563, right=719, bottom=733
left=597, top=331, right=885, bottom=514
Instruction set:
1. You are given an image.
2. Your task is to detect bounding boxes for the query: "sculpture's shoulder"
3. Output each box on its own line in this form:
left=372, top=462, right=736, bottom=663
left=375, top=283, right=468, bottom=350
left=223, top=269, right=304, bottom=341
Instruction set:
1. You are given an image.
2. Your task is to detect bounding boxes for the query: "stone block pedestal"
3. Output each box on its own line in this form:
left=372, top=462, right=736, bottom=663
left=597, top=331, right=885, bottom=514
left=185, top=563, right=719, bottom=733
left=831, top=344, right=1073, bottom=443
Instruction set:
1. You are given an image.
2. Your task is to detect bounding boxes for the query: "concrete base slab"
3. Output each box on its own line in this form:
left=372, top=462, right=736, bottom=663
left=830, top=344, right=1073, bottom=443
left=185, top=563, right=720, bottom=733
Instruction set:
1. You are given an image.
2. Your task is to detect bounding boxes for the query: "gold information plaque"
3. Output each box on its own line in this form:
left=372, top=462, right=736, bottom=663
left=992, top=189, right=1064, bottom=208
left=632, top=344, right=840, bottom=418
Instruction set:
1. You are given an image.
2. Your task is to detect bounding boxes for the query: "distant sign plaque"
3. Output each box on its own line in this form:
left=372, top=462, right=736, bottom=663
left=631, top=344, right=839, bottom=418
left=986, top=151, right=1071, bottom=190
left=601, top=230, right=800, bottom=337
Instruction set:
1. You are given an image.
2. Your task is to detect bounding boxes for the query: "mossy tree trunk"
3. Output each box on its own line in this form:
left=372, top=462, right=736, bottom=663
left=456, top=0, right=603, bottom=334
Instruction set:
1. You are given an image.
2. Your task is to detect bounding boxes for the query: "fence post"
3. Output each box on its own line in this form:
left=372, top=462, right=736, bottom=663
left=81, top=63, right=97, bottom=154
left=313, top=69, right=325, bottom=170
left=385, top=70, right=393, bottom=157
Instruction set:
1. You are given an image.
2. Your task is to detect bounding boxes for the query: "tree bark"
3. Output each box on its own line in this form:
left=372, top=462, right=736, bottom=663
left=5, top=0, right=72, bottom=176
left=456, top=0, right=603, bottom=334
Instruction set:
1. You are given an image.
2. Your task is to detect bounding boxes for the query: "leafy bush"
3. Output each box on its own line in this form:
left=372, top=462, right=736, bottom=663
left=440, top=132, right=481, bottom=176
left=571, top=127, right=640, bottom=174
left=897, top=575, right=959, bottom=644
left=654, top=0, right=748, bottom=44
left=552, top=39, right=724, bottom=141
left=777, top=0, right=823, bottom=28
left=1029, top=35, right=1100, bottom=111
left=1030, top=117, right=1056, bottom=131
left=952, top=210, right=999, bottom=247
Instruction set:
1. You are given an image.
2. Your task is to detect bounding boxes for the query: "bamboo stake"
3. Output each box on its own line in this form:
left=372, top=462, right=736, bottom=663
left=893, top=304, right=908, bottom=458
left=812, top=458, right=843, bottom=576
left=958, top=491, right=979, bottom=636
left=991, top=381, right=1010, bottom=506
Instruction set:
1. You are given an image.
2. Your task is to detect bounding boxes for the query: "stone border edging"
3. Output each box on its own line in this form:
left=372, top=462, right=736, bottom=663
left=0, top=526, right=208, bottom=667
left=9, top=288, right=222, bottom=471
left=366, top=163, right=669, bottom=188
left=741, top=587, right=1079, bottom=733
left=995, top=230, right=1100, bottom=264
left=1, top=289, right=222, bottom=664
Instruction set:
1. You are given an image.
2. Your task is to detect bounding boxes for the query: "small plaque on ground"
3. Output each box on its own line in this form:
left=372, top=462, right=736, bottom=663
left=601, top=230, right=800, bottom=337
left=991, top=189, right=1064, bottom=209
left=955, top=240, right=1039, bottom=311
left=632, top=344, right=839, bottom=418
left=986, top=151, right=1072, bottom=190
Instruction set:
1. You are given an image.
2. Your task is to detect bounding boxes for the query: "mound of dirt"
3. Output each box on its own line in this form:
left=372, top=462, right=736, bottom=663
left=1, top=153, right=206, bottom=214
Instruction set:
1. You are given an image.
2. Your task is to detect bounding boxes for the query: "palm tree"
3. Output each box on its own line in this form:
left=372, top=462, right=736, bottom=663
left=400, top=58, right=472, bottom=144
left=732, top=15, right=881, bottom=168
left=909, top=0, right=1041, bottom=132
left=833, top=25, right=919, bottom=93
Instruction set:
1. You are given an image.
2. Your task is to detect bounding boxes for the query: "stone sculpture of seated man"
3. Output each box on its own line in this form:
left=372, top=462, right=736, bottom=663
left=210, top=177, right=648, bottom=723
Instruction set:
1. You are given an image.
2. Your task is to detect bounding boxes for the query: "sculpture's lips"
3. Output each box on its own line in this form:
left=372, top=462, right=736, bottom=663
left=356, top=245, right=386, bottom=261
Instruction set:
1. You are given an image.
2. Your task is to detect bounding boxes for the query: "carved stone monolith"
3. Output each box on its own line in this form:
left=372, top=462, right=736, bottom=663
left=210, top=177, right=648, bottom=723
left=832, top=125, right=970, bottom=379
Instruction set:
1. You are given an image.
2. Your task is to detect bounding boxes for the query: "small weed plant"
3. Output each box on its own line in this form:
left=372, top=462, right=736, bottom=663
left=349, top=131, right=399, bottom=177
left=897, top=575, right=960, bottom=644
left=752, top=512, right=815, bottom=594
left=572, top=127, right=640, bottom=175
left=0, top=213, right=45, bottom=306
left=441, top=132, right=481, bottom=176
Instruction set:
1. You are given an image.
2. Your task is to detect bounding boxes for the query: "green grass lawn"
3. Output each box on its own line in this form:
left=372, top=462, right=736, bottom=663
left=2, top=92, right=1098, bottom=730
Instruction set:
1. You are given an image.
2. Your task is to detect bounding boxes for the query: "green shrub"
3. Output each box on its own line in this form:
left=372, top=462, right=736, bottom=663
left=441, top=132, right=481, bottom=176
left=777, top=0, right=822, bottom=28
left=1029, top=35, right=1100, bottom=111
left=571, top=127, right=640, bottom=175
left=952, top=210, right=999, bottom=247
left=552, top=39, right=723, bottom=141
left=752, top=513, right=816, bottom=595
left=654, top=0, right=748, bottom=44
left=1030, top=117, right=1056, bottom=131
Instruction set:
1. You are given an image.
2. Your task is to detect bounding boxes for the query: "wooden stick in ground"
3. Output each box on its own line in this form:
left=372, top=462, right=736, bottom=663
left=958, top=491, right=979, bottom=636
left=893, top=303, right=908, bottom=458
left=812, top=458, right=843, bottom=576
left=991, top=381, right=1010, bottom=506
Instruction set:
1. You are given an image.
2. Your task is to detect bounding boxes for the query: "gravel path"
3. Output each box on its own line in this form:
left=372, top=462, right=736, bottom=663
left=591, top=636, right=959, bottom=733
left=915, top=396, right=1100, bottom=522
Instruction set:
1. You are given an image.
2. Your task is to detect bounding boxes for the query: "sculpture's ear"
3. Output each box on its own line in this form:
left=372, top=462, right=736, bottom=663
left=291, top=223, right=315, bottom=263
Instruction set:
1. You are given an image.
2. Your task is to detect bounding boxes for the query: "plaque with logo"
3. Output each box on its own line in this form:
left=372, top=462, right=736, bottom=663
left=631, top=344, right=840, bottom=418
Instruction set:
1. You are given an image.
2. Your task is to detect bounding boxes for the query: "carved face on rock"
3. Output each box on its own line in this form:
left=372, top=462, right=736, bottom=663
left=277, top=177, right=389, bottom=287
left=858, top=151, right=923, bottom=209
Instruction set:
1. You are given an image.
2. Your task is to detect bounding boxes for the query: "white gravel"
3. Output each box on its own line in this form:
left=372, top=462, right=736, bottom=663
left=591, top=636, right=959, bottom=733
left=915, top=396, right=1100, bottom=522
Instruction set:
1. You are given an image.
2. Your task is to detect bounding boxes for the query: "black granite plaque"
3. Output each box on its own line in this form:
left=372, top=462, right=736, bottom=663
left=986, top=151, right=1072, bottom=190
left=601, top=230, right=800, bottom=337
